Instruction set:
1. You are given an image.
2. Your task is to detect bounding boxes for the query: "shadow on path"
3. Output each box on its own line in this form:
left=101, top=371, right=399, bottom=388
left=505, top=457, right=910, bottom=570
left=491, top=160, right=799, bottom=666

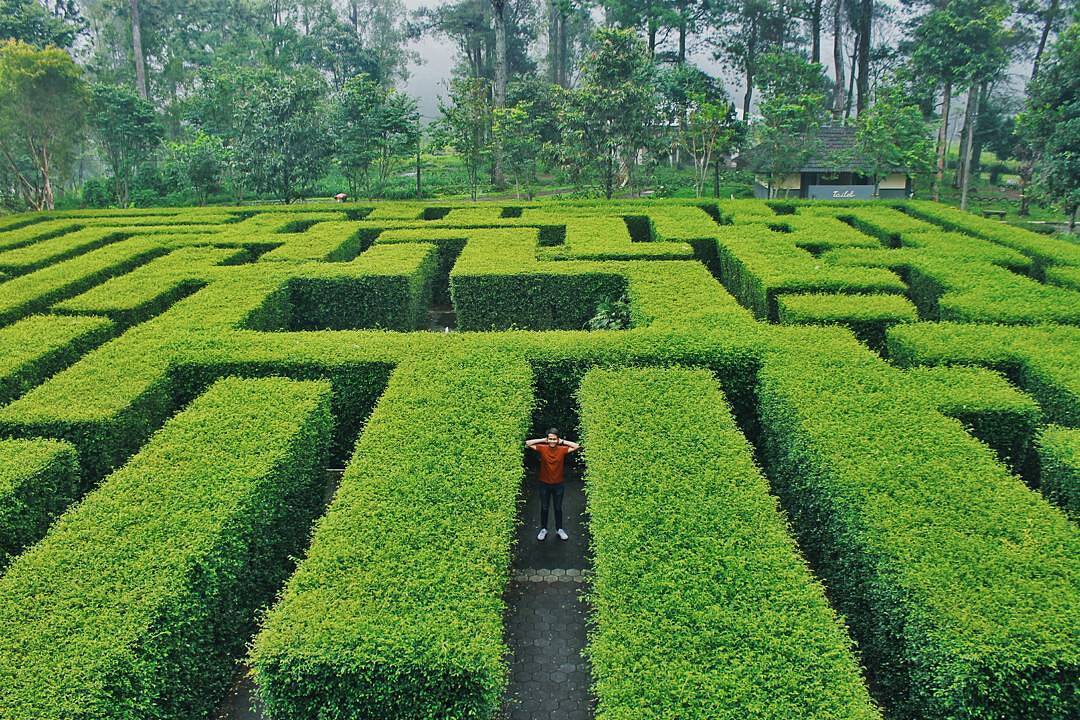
left=503, top=465, right=593, bottom=720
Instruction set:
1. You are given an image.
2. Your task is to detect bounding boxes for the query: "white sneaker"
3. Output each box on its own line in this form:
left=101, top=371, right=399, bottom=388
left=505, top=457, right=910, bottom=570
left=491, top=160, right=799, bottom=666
left=556, top=528, right=569, bottom=541
left=537, top=528, right=548, bottom=541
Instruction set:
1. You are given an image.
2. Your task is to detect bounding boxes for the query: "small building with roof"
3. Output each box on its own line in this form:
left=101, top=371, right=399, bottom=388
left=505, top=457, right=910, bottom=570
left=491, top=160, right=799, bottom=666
left=739, top=125, right=913, bottom=200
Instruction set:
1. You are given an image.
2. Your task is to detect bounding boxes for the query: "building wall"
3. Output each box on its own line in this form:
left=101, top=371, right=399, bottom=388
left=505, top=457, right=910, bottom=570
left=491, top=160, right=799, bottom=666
left=879, top=173, right=908, bottom=190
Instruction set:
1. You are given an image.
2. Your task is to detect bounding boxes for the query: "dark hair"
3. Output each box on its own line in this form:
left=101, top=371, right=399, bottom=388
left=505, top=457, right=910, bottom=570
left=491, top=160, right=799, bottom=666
left=546, top=428, right=559, bottom=437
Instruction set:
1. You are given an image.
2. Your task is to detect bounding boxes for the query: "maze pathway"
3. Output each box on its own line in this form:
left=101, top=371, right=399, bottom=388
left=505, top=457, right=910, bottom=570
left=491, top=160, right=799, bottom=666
left=0, top=199, right=1076, bottom=720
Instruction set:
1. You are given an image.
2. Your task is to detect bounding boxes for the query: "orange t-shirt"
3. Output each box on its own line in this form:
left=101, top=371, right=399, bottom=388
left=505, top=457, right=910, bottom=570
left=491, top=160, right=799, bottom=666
left=534, top=443, right=570, bottom=485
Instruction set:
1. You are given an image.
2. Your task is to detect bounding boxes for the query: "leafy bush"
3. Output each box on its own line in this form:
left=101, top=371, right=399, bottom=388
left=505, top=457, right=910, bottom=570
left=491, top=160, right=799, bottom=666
left=776, top=292, right=917, bottom=350
left=758, top=326, right=1080, bottom=720
left=0, top=438, right=78, bottom=569
left=0, top=376, right=333, bottom=720
left=578, top=366, right=881, bottom=720
left=1037, top=425, right=1079, bottom=519
left=251, top=353, right=533, bottom=719
left=585, top=293, right=631, bottom=330
left=0, top=314, right=115, bottom=404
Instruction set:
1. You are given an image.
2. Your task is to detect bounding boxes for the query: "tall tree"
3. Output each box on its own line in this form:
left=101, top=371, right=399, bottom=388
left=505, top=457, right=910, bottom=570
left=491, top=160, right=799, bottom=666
left=89, top=82, right=163, bottom=204
left=1018, top=23, right=1079, bottom=230
left=128, top=0, right=146, bottom=98
left=563, top=28, right=658, bottom=198
left=745, top=51, right=828, bottom=197
left=233, top=69, right=330, bottom=202
left=491, top=0, right=508, bottom=186
left=0, top=40, right=86, bottom=210
left=851, top=81, right=934, bottom=195
left=707, top=0, right=790, bottom=120
left=434, top=76, right=492, bottom=200
left=832, top=0, right=846, bottom=117
left=855, top=0, right=871, bottom=113
left=0, top=0, right=83, bottom=47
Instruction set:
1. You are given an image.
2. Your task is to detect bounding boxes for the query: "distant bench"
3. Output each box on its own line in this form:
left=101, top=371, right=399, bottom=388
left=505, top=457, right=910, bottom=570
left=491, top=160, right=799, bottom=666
left=981, top=209, right=1007, bottom=220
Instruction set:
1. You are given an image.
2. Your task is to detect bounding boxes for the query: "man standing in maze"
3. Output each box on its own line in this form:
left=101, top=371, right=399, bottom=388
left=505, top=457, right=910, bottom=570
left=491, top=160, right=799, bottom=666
left=525, top=429, right=580, bottom=541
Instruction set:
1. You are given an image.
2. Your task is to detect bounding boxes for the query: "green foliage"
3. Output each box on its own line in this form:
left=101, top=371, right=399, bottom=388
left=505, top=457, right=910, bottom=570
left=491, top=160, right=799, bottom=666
left=0, top=314, right=115, bottom=405
left=233, top=69, right=332, bottom=203
left=776, top=292, right=918, bottom=350
left=0, top=40, right=86, bottom=211
left=434, top=77, right=492, bottom=200
left=748, top=51, right=828, bottom=197
left=163, top=132, right=231, bottom=206
left=0, top=0, right=82, bottom=48
left=330, top=74, right=419, bottom=197
left=758, top=326, right=1080, bottom=720
left=578, top=366, right=882, bottom=720
left=0, top=376, right=334, bottom=720
left=251, top=354, right=533, bottom=719
left=0, top=438, right=78, bottom=569
left=88, top=83, right=164, bottom=206
left=851, top=82, right=934, bottom=192
left=1018, top=24, right=1080, bottom=225
left=562, top=28, right=658, bottom=199
left=1037, top=424, right=1080, bottom=520
left=585, top=292, right=631, bottom=329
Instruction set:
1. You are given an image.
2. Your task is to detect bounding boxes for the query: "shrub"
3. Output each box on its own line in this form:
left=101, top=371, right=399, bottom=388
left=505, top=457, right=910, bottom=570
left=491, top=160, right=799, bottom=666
left=0, top=376, right=333, bottom=720
left=1037, top=425, right=1079, bottom=519
left=757, top=326, right=1080, bottom=720
left=578, top=366, right=881, bottom=720
left=0, top=314, right=115, bottom=405
left=0, top=438, right=78, bottom=569
left=776, top=292, right=917, bottom=351
left=251, top=353, right=533, bottom=718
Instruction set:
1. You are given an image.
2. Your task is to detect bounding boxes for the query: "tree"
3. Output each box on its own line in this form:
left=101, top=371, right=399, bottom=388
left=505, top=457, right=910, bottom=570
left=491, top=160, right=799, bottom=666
left=330, top=74, right=419, bottom=197
left=434, top=76, right=492, bottom=200
left=233, top=69, right=331, bottom=203
left=909, top=0, right=1011, bottom=201
left=747, top=51, right=828, bottom=197
left=850, top=82, right=934, bottom=195
left=706, top=0, right=790, bottom=120
left=89, top=83, right=163, bottom=205
left=562, top=28, right=658, bottom=198
left=1018, top=23, right=1079, bottom=230
left=660, top=65, right=741, bottom=197
left=164, top=131, right=229, bottom=205
left=0, top=40, right=86, bottom=210
left=0, top=0, right=83, bottom=48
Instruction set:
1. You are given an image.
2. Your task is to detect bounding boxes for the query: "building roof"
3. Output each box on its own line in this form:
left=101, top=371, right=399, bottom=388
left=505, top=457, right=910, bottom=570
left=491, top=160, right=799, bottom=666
left=737, top=125, right=910, bottom=174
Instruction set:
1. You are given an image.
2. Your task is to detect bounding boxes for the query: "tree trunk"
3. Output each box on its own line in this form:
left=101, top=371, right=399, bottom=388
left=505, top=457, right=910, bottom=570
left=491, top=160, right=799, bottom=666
left=832, top=0, right=845, bottom=119
left=557, top=11, right=568, bottom=86
left=844, top=42, right=857, bottom=120
left=934, top=80, right=952, bottom=202
left=130, top=0, right=148, bottom=99
left=811, top=0, right=823, bottom=63
left=647, top=21, right=657, bottom=57
left=855, top=0, right=871, bottom=114
left=959, top=86, right=980, bottom=210
left=491, top=0, right=507, bottom=187
left=714, top=157, right=720, bottom=198
left=547, top=0, right=559, bottom=84
left=1069, top=205, right=1076, bottom=233
left=1031, top=0, right=1059, bottom=82
left=956, top=89, right=974, bottom=191
left=678, top=19, right=687, bottom=63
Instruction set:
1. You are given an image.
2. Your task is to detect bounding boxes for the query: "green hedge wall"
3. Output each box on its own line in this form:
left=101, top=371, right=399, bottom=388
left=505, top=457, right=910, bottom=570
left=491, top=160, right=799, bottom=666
left=0, top=438, right=78, bottom=569
left=0, top=376, right=333, bottom=720
left=1036, top=425, right=1080, bottom=520
left=578, top=366, right=881, bottom=720
left=757, top=327, right=1080, bottom=720
left=251, top=352, right=533, bottom=719
left=0, top=314, right=115, bottom=405
left=776, top=292, right=917, bottom=351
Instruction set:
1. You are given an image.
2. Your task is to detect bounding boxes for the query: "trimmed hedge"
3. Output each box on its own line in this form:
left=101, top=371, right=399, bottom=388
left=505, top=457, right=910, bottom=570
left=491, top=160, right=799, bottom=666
left=0, top=237, right=168, bottom=325
left=887, top=322, right=1080, bottom=427
left=758, top=326, right=1080, bottom=720
left=0, top=227, right=135, bottom=274
left=578, top=367, right=881, bottom=720
left=904, top=364, right=1043, bottom=472
left=776, top=292, right=917, bottom=350
left=51, top=246, right=245, bottom=326
left=0, top=219, right=84, bottom=251
left=0, top=376, right=333, bottom=720
left=0, top=314, right=115, bottom=405
left=711, top=223, right=907, bottom=319
left=0, top=438, right=78, bottom=569
left=251, top=352, right=533, bottom=718
left=1037, top=425, right=1080, bottom=519
left=900, top=200, right=1080, bottom=275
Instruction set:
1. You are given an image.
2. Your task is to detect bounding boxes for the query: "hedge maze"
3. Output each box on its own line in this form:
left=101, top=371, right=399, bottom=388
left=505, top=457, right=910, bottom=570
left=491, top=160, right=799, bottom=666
left=0, top=200, right=1076, bottom=719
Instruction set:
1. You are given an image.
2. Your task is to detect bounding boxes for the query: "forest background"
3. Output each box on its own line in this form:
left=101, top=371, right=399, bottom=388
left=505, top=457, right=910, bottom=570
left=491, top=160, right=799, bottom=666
left=0, top=0, right=1077, bottom=229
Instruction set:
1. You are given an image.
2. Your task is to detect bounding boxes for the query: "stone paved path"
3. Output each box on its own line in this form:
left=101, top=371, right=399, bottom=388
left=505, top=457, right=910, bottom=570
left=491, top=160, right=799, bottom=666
left=503, top=465, right=593, bottom=720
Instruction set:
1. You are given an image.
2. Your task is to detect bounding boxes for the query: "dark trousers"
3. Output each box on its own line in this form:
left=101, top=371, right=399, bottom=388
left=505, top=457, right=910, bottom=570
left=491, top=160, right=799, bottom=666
left=539, top=482, right=565, bottom=529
